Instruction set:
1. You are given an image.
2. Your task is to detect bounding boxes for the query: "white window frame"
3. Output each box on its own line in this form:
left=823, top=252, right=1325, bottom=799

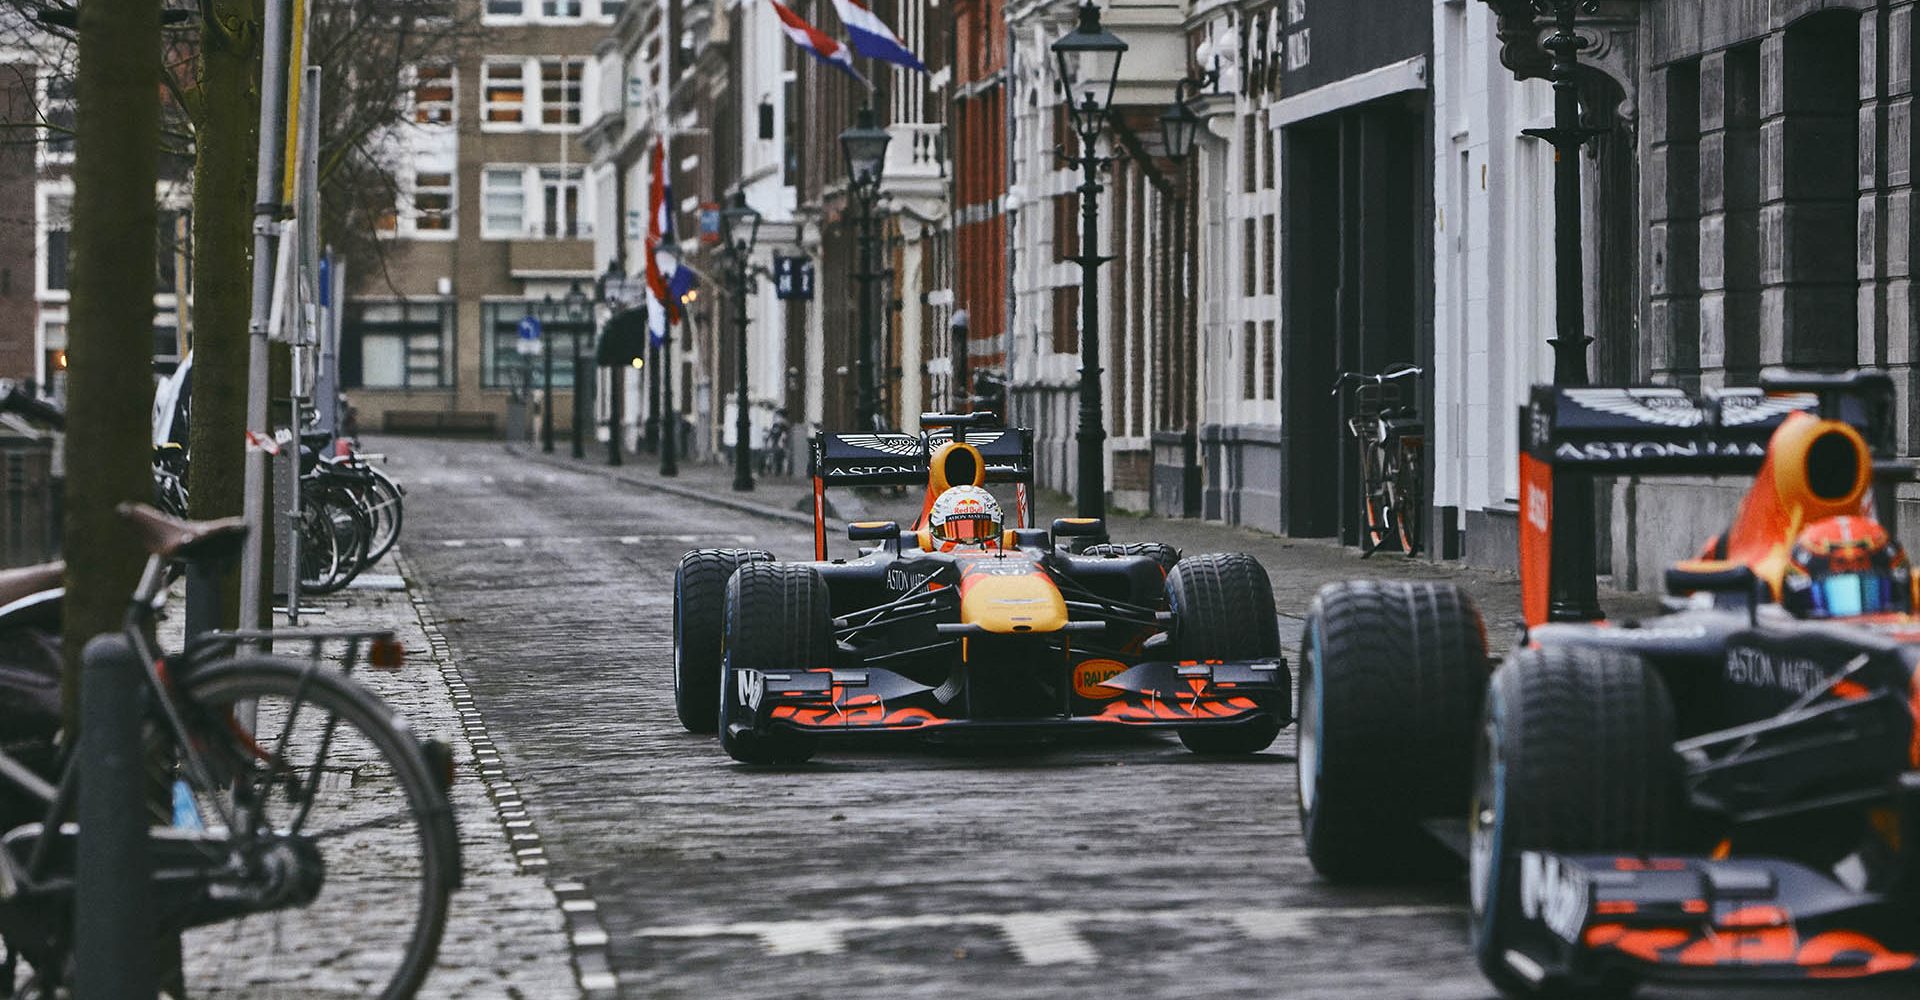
left=482, top=58, right=529, bottom=130
left=538, top=57, right=587, bottom=132
left=483, top=166, right=529, bottom=238
left=411, top=62, right=457, bottom=127
left=482, top=0, right=620, bottom=25
left=37, top=186, right=72, bottom=301
left=37, top=71, right=75, bottom=167
left=480, top=164, right=594, bottom=241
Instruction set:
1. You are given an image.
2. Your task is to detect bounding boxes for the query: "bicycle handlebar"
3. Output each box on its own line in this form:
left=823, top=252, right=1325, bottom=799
left=1327, top=364, right=1424, bottom=397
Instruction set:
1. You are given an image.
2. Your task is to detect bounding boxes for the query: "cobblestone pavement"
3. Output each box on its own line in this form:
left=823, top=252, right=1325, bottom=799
left=385, top=437, right=1909, bottom=1000
left=160, top=558, right=581, bottom=999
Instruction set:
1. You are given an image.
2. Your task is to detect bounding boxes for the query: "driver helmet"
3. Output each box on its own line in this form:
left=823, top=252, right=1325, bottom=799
left=1781, top=515, right=1914, bottom=618
left=929, top=485, right=1003, bottom=547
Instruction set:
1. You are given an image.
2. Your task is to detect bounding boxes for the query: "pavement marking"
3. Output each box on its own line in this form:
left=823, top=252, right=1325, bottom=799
left=634, top=905, right=1456, bottom=966
left=501, top=538, right=525, bottom=548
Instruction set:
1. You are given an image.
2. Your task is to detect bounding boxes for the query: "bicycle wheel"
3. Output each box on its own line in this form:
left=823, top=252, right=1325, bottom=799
left=1357, top=439, right=1394, bottom=554
left=1388, top=439, right=1425, bottom=557
left=305, top=488, right=372, bottom=594
left=297, top=502, right=343, bottom=593
left=360, top=469, right=404, bottom=564
left=170, top=656, right=457, bottom=999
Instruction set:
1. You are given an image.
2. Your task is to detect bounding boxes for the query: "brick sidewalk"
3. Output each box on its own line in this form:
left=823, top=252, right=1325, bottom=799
left=500, top=442, right=1661, bottom=657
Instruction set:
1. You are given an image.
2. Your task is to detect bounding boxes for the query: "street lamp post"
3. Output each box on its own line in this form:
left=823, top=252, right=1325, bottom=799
left=599, top=260, right=626, bottom=467
left=1517, top=0, right=1604, bottom=622
left=1053, top=1, right=1127, bottom=522
left=840, top=106, right=893, bottom=433
left=655, top=237, right=684, bottom=477
left=566, top=281, right=590, bottom=459
left=1161, top=72, right=1209, bottom=521
left=540, top=292, right=556, bottom=453
left=721, top=192, right=763, bottom=492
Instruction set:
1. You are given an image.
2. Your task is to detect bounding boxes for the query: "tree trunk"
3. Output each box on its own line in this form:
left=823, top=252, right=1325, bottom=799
left=186, top=4, right=262, bottom=632
left=62, top=0, right=162, bottom=725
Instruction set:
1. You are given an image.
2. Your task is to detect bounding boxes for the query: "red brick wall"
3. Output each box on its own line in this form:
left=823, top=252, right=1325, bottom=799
left=0, top=64, right=39, bottom=382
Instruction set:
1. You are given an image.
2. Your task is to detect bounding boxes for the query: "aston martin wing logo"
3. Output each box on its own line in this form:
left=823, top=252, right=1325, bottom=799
left=1716, top=391, right=1818, bottom=426
left=1562, top=388, right=1704, bottom=427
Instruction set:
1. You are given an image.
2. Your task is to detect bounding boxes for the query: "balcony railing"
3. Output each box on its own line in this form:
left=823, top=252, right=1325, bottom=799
left=884, top=122, right=944, bottom=180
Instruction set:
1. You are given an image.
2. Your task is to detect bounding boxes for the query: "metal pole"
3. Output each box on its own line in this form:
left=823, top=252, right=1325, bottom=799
left=608, top=359, right=624, bottom=465
left=571, top=346, right=586, bottom=458
left=239, top=0, right=292, bottom=635
left=1073, top=107, right=1108, bottom=522
left=645, top=340, right=660, bottom=452
left=541, top=323, right=555, bottom=453
left=1537, top=0, right=1602, bottom=622
left=661, top=324, right=678, bottom=476
left=854, top=188, right=878, bottom=431
left=733, top=259, right=754, bottom=491
left=74, top=633, right=154, bottom=998
left=952, top=312, right=970, bottom=412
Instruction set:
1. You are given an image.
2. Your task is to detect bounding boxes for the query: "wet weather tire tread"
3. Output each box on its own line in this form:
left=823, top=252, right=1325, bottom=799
left=673, top=548, right=774, bottom=733
left=1166, top=554, right=1282, bottom=754
left=1300, top=580, right=1489, bottom=881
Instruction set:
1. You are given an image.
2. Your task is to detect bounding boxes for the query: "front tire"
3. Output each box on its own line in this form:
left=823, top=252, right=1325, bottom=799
left=1298, top=580, right=1488, bottom=881
left=1470, top=646, right=1679, bottom=998
left=1165, top=553, right=1283, bottom=755
left=673, top=548, right=774, bottom=733
left=719, top=562, right=826, bottom=765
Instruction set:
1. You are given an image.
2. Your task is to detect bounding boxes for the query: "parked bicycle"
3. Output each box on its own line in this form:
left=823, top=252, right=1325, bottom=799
left=1330, top=363, right=1425, bottom=557
left=757, top=407, right=792, bottom=478
left=0, top=503, right=458, bottom=998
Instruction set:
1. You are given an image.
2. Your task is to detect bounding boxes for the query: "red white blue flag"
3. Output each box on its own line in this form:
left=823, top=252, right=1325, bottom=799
left=830, top=0, right=927, bottom=73
left=772, top=0, right=869, bottom=87
left=645, top=139, right=696, bottom=342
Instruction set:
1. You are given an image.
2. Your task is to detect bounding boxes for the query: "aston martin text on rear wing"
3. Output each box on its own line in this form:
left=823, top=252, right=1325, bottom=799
left=810, top=427, right=1035, bottom=487
left=1523, top=386, right=1821, bottom=475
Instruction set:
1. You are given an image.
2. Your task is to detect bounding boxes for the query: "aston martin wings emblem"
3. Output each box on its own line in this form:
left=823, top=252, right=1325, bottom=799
left=1714, top=391, right=1818, bottom=427
left=1562, top=388, right=1704, bottom=428
left=835, top=433, right=925, bottom=457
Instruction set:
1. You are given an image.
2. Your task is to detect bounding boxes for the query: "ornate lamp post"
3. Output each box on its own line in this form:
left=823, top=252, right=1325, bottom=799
left=1160, top=73, right=1209, bottom=520
left=655, top=235, right=683, bottom=477
left=721, top=192, right=763, bottom=492
left=598, top=259, right=626, bottom=467
left=1052, top=0, right=1127, bottom=521
left=540, top=292, right=557, bottom=454
left=840, top=106, right=892, bottom=432
left=1482, top=0, right=1606, bottom=621
left=565, top=280, right=590, bottom=459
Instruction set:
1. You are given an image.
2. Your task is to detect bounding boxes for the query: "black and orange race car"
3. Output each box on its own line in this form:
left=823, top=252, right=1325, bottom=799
left=1297, top=370, right=1920, bottom=996
left=670, top=412, right=1289, bottom=764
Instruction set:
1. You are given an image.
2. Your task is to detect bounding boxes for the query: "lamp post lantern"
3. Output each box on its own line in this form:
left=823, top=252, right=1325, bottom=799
left=840, top=105, right=893, bottom=432
left=1159, top=72, right=1210, bottom=521
left=655, top=236, right=683, bottom=477
left=540, top=292, right=556, bottom=453
left=721, top=192, right=763, bottom=491
left=565, top=280, right=590, bottom=459
left=1052, top=0, right=1126, bottom=522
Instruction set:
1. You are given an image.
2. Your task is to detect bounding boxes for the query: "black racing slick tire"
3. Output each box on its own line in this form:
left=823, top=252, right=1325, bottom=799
left=1083, top=541, right=1182, bottom=573
left=1165, top=553, right=1283, bottom=755
left=1298, top=580, right=1489, bottom=882
left=1470, top=647, right=1679, bottom=999
left=673, top=548, right=774, bottom=733
left=719, top=562, right=827, bottom=765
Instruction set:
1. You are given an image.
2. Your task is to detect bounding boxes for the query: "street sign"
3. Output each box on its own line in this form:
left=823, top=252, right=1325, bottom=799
left=773, top=255, right=815, bottom=301
left=517, top=315, right=543, bottom=356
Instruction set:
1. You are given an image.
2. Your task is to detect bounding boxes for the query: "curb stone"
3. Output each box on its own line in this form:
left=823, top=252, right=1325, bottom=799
left=395, top=548, right=620, bottom=999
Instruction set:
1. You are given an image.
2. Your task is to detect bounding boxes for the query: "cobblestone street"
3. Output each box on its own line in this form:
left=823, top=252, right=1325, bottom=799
left=365, top=436, right=1915, bottom=1000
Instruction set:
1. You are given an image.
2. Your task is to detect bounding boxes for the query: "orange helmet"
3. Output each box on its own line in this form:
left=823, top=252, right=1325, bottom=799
left=1781, top=515, right=1914, bottom=619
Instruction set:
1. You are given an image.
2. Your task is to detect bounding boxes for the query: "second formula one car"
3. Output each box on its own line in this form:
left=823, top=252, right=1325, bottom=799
left=1299, top=370, right=1920, bottom=997
left=671, top=412, right=1290, bottom=764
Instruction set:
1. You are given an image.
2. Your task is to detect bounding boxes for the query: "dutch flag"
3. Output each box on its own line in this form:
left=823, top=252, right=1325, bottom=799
left=772, top=0, right=869, bottom=88
left=830, top=0, right=927, bottom=73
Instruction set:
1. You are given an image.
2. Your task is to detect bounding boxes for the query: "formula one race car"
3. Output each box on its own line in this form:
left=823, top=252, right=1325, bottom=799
left=671, top=412, right=1289, bottom=764
left=1298, top=370, right=1920, bottom=997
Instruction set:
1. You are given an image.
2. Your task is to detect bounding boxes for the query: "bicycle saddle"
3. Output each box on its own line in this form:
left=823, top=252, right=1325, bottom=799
left=0, top=562, right=62, bottom=607
left=116, top=503, right=249, bottom=563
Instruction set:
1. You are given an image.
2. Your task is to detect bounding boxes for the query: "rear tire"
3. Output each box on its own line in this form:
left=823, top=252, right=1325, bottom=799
left=1298, top=580, right=1489, bottom=881
left=1165, top=553, right=1282, bottom=755
left=1470, top=646, right=1678, bottom=999
left=719, top=562, right=826, bottom=765
left=673, top=549, right=774, bottom=733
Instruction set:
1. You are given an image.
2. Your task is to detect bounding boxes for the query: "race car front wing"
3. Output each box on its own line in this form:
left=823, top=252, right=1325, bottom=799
left=739, top=658, right=1290, bottom=735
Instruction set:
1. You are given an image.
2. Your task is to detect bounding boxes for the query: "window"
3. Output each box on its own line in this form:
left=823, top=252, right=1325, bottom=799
left=540, top=166, right=584, bottom=237
left=414, top=171, right=454, bottom=232
left=484, top=168, right=526, bottom=237
left=542, top=0, right=582, bottom=15
left=1052, top=285, right=1079, bottom=354
left=414, top=63, right=455, bottom=125
left=486, top=0, right=523, bottom=14
left=1241, top=322, right=1257, bottom=399
left=484, top=60, right=526, bottom=125
left=601, top=0, right=625, bottom=16
left=540, top=58, right=584, bottom=127
left=42, top=75, right=74, bottom=160
left=482, top=302, right=591, bottom=388
left=1242, top=114, right=1256, bottom=193
left=1261, top=321, right=1276, bottom=399
left=1242, top=218, right=1256, bottom=296
left=44, top=196, right=71, bottom=293
left=345, top=301, right=453, bottom=389
left=1262, top=215, right=1275, bottom=294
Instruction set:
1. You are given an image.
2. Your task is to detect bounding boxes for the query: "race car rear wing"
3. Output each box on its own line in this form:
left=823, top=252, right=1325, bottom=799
left=808, top=413, right=1037, bottom=559
left=1519, top=369, right=1901, bottom=625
